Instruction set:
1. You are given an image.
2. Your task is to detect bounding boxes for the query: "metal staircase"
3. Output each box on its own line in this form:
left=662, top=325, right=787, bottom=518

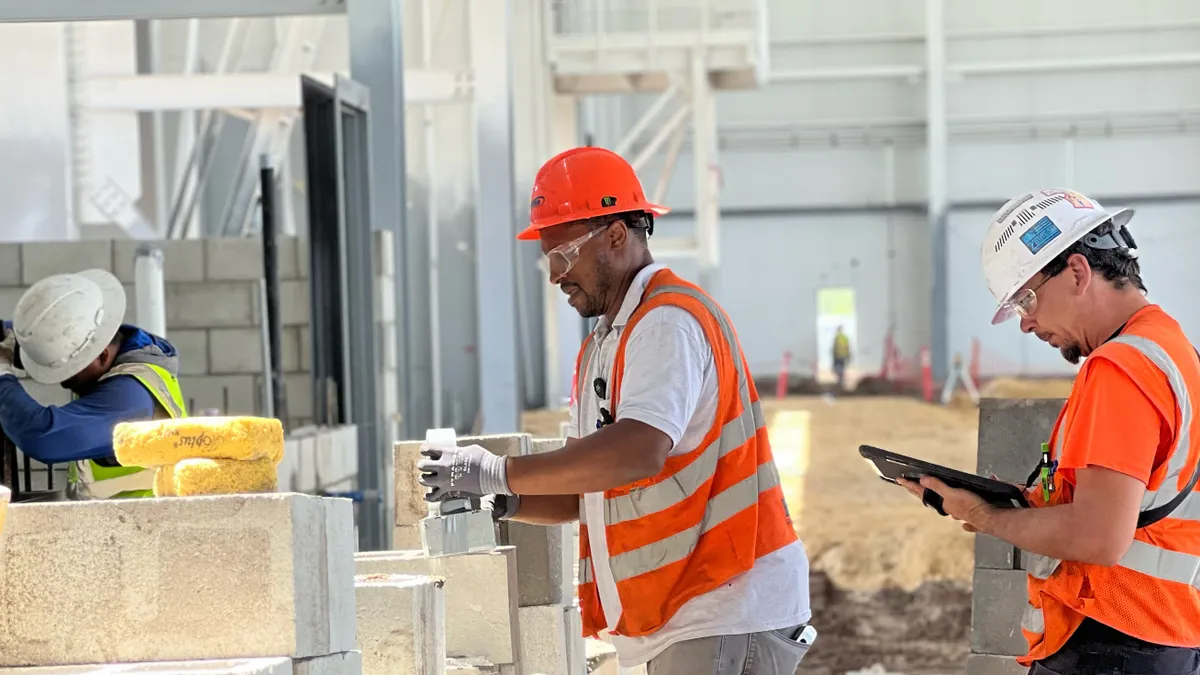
left=543, top=0, right=769, bottom=282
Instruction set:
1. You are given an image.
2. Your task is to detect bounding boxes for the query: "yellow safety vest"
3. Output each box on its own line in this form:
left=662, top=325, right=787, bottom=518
left=66, top=363, right=188, bottom=500
left=833, top=334, right=851, bottom=360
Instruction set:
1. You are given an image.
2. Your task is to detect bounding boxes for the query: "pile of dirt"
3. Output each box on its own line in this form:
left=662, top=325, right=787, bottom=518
left=802, top=571, right=970, bottom=675
left=980, top=376, right=1074, bottom=399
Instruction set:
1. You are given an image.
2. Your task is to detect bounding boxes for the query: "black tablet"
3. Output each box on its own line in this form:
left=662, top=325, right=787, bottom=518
left=859, top=444, right=1029, bottom=509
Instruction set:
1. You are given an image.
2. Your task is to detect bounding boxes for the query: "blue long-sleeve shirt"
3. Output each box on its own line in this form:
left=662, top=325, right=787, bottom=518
left=0, top=323, right=182, bottom=465
left=0, top=374, right=157, bottom=464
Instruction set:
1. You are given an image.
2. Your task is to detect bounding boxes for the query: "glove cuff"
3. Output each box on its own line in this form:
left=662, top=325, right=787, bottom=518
left=478, top=452, right=513, bottom=496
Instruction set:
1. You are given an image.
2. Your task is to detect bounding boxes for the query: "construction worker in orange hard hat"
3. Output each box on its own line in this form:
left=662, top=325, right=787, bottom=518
left=417, top=147, right=816, bottom=674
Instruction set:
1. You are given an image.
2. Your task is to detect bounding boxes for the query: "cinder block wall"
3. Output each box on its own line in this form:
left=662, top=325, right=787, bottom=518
left=0, top=233, right=397, bottom=433
left=967, top=397, right=1066, bottom=675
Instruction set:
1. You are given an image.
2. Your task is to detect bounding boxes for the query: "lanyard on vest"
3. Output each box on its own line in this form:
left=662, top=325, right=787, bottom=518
left=1026, top=321, right=1200, bottom=528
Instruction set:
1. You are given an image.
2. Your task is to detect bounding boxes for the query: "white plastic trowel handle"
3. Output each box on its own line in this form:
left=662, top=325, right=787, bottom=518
left=424, top=428, right=458, bottom=517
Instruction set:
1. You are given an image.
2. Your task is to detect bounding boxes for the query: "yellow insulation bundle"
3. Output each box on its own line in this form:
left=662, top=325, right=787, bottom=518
left=154, top=457, right=278, bottom=497
left=114, top=416, right=284, bottom=467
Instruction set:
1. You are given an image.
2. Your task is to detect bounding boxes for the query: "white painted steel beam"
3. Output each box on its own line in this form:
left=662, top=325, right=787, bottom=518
left=83, top=71, right=469, bottom=112
left=925, top=0, right=949, bottom=382
left=0, top=0, right=345, bottom=21
left=470, top=0, right=521, bottom=433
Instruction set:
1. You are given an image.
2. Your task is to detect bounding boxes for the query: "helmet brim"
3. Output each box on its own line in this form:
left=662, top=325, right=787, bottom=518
left=516, top=203, right=671, bottom=241
left=23, top=269, right=126, bottom=385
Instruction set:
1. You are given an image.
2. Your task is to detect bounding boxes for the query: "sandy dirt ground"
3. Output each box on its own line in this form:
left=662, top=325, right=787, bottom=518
left=522, top=378, right=1074, bottom=673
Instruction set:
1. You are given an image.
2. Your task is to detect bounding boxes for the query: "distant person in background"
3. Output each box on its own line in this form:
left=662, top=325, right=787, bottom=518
left=832, top=326, right=851, bottom=391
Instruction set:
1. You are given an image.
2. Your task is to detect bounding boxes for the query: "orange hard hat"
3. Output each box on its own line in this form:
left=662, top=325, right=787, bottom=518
left=517, top=146, right=669, bottom=241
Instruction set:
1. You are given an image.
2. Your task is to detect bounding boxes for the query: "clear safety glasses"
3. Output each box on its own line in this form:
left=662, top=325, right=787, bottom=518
left=1003, top=275, right=1052, bottom=319
left=540, top=222, right=613, bottom=279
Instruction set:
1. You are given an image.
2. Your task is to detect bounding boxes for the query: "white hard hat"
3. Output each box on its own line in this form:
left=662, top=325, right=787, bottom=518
left=13, top=269, right=126, bottom=384
left=982, top=189, right=1135, bottom=325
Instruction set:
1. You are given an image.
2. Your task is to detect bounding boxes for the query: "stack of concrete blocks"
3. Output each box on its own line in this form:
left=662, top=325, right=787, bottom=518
left=279, top=424, right=360, bottom=494
left=966, top=398, right=1066, bottom=675
left=0, top=232, right=397, bottom=495
left=386, top=433, right=585, bottom=675
left=354, top=573, right=446, bottom=675
left=0, top=493, right=361, bottom=675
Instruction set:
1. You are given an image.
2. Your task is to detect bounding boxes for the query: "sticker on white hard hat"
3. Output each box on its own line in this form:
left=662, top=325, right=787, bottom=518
left=1019, top=216, right=1062, bottom=255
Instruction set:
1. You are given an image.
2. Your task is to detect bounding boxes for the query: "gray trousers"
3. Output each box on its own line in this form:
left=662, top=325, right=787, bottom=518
left=647, top=625, right=812, bottom=675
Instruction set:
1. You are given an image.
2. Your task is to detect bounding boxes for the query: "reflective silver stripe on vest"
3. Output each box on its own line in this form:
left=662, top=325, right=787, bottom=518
left=104, top=362, right=185, bottom=418
left=580, top=557, right=594, bottom=584
left=605, top=401, right=766, bottom=524
left=1022, top=604, right=1045, bottom=634
left=604, top=283, right=766, bottom=524
left=608, top=461, right=782, bottom=583
left=71, top=461, right=156, bottom=499
left=1025, top=334, right=1200, bottom=597
left=1109, top=335, right=1195, bottom=510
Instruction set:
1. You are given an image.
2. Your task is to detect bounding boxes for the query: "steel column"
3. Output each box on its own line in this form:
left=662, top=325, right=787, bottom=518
left=690, top=51, right=720, bottom=292
left=346, top=0, right=417, bottom=463
left=925, top=0, right=949, bottom=381
left=469, top=0, right=521, bottom=433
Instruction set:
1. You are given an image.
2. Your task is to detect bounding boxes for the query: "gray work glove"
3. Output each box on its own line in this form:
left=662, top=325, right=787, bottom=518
left=417, top=443, right=512, bottom=502
left=481, top=493, right=520, bottom=521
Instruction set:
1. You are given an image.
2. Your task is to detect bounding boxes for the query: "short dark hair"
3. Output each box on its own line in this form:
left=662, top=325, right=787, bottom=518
left=581, top=211, right=654, bottom=242
left=1039, top=220, right=1146, bottom=292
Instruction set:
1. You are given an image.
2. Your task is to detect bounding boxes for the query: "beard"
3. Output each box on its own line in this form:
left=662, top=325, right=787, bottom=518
left=1061, top=343, right=1083, bottom=365
left=571, top=258, right=614, bottom=319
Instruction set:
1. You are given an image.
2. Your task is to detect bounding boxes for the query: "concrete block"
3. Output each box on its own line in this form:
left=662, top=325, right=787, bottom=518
left=530, top=438, right=565, bottom=455
left=564, top=605, right=585, bottom=675
left=456, top=434, right=532, bottom=458
left=293, top=652, right=363, bottom=675
left=209, top=328, right=269, bottom=374
left=373, top=229, right=394, bottom=279
left=21, top=241, right=112, bottom=284
left=0, top=287, right=26, bottom=318
left=394, top=524, right=422, bottom=550
left=0, top=244, right=22, bottom=286
left=393, top=441, right=429, bottom=527
left=277, top=237, right=302, bottom=281
left=286, top=327, right=309, bottom=373
left=280, top=435, right=319, bottom=493
left=168, top=329, right=210, bottom=376
left=0, top=494, right=357, bottom=665
left=281, top=280, right=311, bottom=326
left=970, top=568, right=1030, bottom=656
left=286, top=374, right=314, bottom=420
left=518, top=605, right=569, bottom=675
left=0, top=658, right=294, bottom=675
left=977, top=398, right=1065, bottom=483
left=374, top=277, right=394, bottom=323
left=167, top=282, right=259, bottom=328
left=420, top=510, right=498, bottom=558
left=113, top=239, right=206, bottom=283
left=975, top=534, right=1017, bottom=570
left=965, top=653, right=1027, bottom=675
left=205, top=237, right=265, bottom=281
left=354, top=548, right=521, bottom=665
left=355, top=574, right=444, bottom=675
left=445, top=659, right=498, bottom=674
left=498, top=522, right=572, bottom=607
left=182, top=374, right=259, bottom=415
left=315, top=425, right=359, bottom=491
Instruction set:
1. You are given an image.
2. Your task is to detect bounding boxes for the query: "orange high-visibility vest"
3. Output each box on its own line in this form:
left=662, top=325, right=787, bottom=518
left=573, top=269, right=798, bottom=638
left=1019, top=306, right=1200, bottom=666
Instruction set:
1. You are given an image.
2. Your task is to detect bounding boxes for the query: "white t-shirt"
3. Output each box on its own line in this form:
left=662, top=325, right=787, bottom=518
left=567, top=263, right=811, bottom=668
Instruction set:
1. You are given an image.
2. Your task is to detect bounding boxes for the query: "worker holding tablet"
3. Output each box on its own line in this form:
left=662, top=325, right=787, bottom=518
left=900, top=189, right=1200, bottom=675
